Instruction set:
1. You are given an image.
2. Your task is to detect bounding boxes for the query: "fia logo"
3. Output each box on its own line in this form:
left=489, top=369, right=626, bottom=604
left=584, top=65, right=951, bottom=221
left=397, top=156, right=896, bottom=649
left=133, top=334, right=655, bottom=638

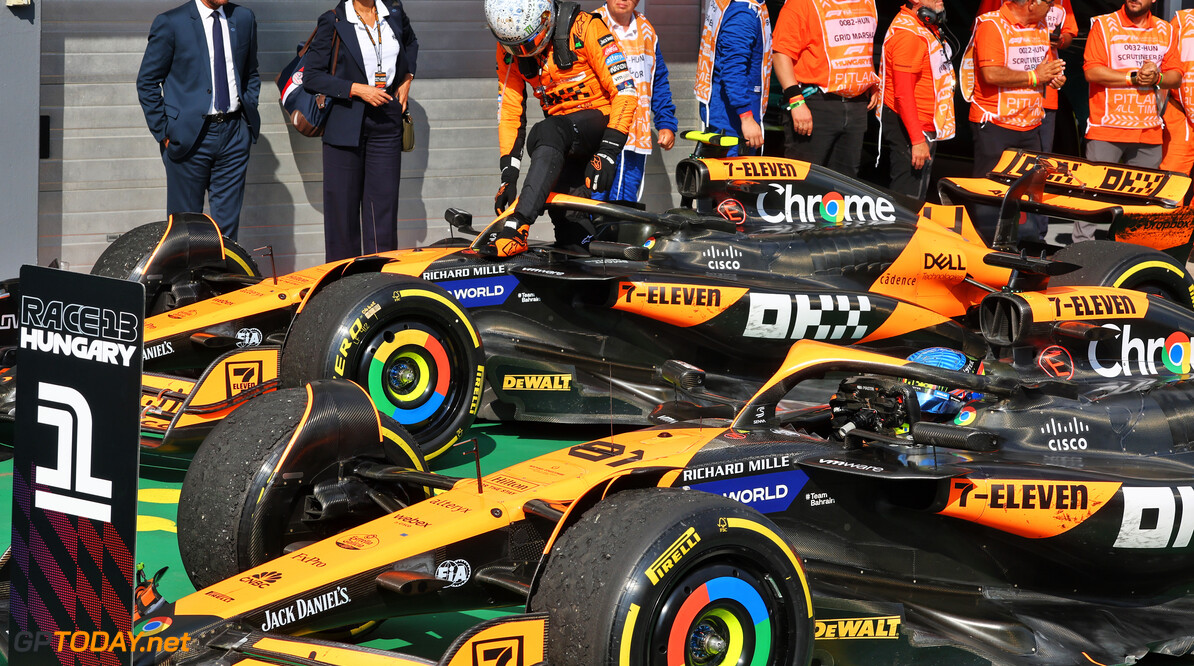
left=435, top=559, right=472, bottom=588
left=34, top=382, right=112, bottom=522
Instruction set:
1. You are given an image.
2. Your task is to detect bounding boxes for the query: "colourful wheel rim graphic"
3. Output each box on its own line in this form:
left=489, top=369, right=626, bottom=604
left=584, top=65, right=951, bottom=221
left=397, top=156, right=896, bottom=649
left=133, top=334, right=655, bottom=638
left=138, top=617, right=172, bottom=635
left=368, top=329, right=449, bottom=425
left=665, top=576, right=771, bottom=666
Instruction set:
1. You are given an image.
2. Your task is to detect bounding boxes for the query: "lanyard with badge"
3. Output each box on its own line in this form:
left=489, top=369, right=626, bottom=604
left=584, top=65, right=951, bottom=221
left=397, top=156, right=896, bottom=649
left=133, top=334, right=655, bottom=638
left=360, top=13, right=386, bottom=89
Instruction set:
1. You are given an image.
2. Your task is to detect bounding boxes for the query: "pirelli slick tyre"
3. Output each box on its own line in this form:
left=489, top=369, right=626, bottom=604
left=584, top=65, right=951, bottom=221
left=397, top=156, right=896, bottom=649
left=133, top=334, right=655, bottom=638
left=1051, top=240, right=1194, bottom=309
left=177, top=387, right=429, bottom=590
left=91, top=220, right=260, bottom=315
left=280, top=274, right=484, bottom=460
left=529, top=488, right=814, bottom=666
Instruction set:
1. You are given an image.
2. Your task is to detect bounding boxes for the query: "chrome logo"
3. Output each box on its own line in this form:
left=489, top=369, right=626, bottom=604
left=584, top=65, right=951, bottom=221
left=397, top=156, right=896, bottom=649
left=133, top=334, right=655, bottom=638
left=1165, top=331, right=1191, bottom=374
left=954, top=405, right=977, bottom=426
left=139, top=617, right=172, bottom=635
left=819, top=192, right=845, bottom=225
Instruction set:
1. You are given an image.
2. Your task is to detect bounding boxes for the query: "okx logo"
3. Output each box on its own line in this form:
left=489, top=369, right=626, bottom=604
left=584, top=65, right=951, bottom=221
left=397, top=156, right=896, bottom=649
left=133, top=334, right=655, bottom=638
left=34, top=381, right=111, bottom=522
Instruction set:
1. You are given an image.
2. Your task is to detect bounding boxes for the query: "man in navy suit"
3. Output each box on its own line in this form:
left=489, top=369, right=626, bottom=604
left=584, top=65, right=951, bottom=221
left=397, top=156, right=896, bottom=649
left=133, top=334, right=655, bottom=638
left=137, top=0, right=260, bottom=240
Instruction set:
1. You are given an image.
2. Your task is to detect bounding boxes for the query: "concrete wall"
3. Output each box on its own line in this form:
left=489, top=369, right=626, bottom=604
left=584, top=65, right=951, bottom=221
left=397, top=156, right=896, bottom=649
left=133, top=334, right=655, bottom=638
left=39, top=0, right=702, bottom=274
left=1, top=2, right=41, bottom=275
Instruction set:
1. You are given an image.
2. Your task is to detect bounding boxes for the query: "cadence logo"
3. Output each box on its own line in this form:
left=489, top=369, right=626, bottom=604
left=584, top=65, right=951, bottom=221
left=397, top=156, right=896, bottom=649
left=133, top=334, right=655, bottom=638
left=1088, top=324, right=1191, bottom=377
left=757, top=184, right=896, bottom=225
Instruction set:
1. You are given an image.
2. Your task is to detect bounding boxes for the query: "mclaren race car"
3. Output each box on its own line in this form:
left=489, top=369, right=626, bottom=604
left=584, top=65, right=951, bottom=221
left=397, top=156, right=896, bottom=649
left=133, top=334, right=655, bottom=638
left=23, top=279, right=1194, bottom=666
left=1, top=148, right=1191, bottom=462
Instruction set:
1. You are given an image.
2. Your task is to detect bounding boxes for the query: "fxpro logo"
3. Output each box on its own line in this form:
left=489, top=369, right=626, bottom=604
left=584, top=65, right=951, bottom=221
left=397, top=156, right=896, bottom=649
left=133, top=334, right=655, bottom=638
left=1088, top=324, right=1191, bottom=377
left=757, top=184, right=896, bottom=225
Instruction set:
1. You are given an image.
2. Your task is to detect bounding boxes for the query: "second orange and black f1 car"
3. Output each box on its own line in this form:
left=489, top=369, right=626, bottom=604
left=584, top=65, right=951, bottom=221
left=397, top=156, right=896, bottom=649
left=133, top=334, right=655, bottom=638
left=1, top=148, right=1191, bottom=463
left=24, top=277, right=1194, bottom=666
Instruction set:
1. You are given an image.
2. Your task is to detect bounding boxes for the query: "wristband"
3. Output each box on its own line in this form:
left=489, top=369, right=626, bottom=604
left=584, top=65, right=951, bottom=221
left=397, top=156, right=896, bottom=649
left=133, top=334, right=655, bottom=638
left=739, top=111, right=754, bottom=121
left=1029, top=70, right=1038, bottom=87
left=786, top=99, right=806, bottom=110
left=783, top=85, right=802, bottom=101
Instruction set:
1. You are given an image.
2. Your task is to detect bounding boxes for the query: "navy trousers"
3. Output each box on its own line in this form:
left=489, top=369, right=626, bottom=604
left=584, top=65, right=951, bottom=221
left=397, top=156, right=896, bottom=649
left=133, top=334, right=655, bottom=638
left=162, top=115, right=251, bottom=239
left=322, top=110, right=403, bottom=262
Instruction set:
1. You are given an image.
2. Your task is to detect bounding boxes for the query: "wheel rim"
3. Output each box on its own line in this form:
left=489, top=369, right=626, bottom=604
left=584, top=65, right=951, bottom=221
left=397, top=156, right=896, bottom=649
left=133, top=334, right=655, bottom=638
left=653, top=563, right=779, bottom=666
left=362, top=322, right=457, bottom=431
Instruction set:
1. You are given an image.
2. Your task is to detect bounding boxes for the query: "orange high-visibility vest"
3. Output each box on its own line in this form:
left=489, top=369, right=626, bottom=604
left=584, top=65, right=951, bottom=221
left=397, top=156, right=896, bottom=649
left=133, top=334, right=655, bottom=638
left=880, top=7, right=956, bottom=140
left=694, top=0, right=772, bottom=111
left=1171, top=9, right=1194, bottom=124
left=961, top=9, right=1051, bottom=130
left=597, top=7, right=660, bottom=154
left=1087, top=10, right=1173, bottom=132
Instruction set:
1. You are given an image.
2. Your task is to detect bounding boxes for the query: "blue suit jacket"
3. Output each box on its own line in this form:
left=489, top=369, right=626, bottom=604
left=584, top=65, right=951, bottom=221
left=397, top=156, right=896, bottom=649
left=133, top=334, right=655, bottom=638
left=136, top=1, right=261, bottom=160
left=302, top=0, right=418, bottom=147
left=699, top=2, right=767, bottom=137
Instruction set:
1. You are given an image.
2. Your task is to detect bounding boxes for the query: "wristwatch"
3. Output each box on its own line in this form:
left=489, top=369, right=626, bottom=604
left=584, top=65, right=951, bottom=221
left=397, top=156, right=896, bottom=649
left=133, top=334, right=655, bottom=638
left=1130, top=70, right=1139, bottom=86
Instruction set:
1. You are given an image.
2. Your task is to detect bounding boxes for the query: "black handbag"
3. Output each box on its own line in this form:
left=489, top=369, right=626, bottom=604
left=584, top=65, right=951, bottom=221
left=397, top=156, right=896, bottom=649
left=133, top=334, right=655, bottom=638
left=402, top=111, right=414, bottom=152
left=276, top=27, right=340, bottom=137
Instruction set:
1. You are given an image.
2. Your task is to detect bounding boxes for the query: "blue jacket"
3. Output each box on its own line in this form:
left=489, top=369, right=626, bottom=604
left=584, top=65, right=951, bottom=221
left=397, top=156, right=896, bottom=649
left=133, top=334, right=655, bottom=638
left=302, top=0, right=419, bottom=148
left=652, top=42, right=679, bottom=135
left=698, top=2, right=767, bottom=136
left=136, top=1, right=261, bottom=160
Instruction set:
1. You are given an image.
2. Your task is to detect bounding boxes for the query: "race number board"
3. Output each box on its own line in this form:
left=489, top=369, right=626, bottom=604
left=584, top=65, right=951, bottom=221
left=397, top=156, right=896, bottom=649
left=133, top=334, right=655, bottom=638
left=9, top=266, right=143, bottom=666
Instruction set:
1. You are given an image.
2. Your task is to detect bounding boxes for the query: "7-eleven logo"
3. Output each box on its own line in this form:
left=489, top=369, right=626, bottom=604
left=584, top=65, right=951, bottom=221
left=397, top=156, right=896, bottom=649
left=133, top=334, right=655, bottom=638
left=225, top=360, right=263, bottom=395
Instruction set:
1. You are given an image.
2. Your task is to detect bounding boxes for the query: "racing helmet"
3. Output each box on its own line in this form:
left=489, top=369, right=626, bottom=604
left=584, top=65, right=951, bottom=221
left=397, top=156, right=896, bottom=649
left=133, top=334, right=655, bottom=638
left=905, top=347, right=984, bottom=417
left=485, top=0, right=556, bottom=58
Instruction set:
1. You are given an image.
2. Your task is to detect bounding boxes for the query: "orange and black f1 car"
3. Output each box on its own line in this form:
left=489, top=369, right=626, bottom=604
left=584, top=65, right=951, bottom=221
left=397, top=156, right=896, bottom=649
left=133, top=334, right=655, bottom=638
left=18, top=276, right=1194, bottom=666
left=1, top=148, right=1191, bottom=462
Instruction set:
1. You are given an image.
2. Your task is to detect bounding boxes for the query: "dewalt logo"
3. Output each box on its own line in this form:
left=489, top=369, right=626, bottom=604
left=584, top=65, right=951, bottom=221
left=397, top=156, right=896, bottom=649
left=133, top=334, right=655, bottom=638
left=502, top=374, right=572, bottom=391
left=814, top=616, right=901, bottom=640
left=647, top=527, right=700, bottom=585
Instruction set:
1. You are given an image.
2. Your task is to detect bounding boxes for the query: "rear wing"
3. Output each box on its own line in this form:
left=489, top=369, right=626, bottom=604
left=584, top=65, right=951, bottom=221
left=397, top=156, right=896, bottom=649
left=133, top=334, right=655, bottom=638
left=987, top=150, right=1188, bottom=207
left=939, top=150, right=1194, bottom=261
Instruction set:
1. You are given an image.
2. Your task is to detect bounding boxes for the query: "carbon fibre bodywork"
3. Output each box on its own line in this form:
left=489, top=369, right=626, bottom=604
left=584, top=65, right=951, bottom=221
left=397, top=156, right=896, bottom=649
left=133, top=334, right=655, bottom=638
left=0, top=150, right=1191, bottom=461
left=119, top=299, right=1194, bottom=665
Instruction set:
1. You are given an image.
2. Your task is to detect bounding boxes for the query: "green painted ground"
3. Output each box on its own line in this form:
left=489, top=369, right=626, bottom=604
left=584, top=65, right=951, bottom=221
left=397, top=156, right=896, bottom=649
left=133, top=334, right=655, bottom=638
left=0, top=421, right=607, bottom=661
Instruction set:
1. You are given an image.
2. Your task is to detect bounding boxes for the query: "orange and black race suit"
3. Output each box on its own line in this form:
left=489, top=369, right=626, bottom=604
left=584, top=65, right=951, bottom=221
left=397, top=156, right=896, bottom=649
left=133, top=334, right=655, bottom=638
left=495, top=11, right=637, bottom=162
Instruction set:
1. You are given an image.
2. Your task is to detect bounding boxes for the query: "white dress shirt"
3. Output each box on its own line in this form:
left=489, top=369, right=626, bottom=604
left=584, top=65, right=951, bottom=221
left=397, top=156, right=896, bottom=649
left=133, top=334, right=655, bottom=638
left=194, top=0, right=242, bottom=113
left=344, top=0, right=400, bottom=89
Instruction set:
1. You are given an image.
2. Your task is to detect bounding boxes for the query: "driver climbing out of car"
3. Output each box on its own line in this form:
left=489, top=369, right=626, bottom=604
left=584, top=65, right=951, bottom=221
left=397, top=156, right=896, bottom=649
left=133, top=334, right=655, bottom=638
left=482, top=0, right=637, bottom=258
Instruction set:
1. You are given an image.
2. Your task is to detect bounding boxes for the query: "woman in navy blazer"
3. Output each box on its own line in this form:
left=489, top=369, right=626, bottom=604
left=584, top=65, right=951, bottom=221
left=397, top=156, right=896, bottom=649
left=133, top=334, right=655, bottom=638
left=303, top=0, right=418, bottom=261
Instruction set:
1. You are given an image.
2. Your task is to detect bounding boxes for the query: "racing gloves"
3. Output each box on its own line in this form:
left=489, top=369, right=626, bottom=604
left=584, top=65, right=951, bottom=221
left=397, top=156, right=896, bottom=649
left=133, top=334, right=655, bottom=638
left=584, top=130, right=628, bottom=195
left=494, top=155, right=520, bottom=215
left=479, top=219, right=530, bottom=259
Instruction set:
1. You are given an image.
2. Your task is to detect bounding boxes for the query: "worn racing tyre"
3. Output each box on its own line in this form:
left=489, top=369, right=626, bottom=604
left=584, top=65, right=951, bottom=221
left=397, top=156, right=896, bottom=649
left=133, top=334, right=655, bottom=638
left=280, top=273, right=484, bottom=460
left=91, top=220, right=260, bottom=315
left=529, top=488, right=815, bottom=666
left=177, top=387, right=429, bottom=590
left=1051, top=240, right=1194, bottom=309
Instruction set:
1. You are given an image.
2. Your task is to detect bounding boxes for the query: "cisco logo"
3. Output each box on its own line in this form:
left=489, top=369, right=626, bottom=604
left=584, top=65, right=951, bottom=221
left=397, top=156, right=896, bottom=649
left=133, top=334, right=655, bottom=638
left=703, top=246, right=741, bottom=271
left=1040, top=417, right=1089, bottom=451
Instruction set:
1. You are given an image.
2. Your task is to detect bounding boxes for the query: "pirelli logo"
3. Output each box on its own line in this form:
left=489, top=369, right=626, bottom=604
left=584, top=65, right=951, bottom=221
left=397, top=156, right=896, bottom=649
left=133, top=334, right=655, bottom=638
left=502, top=374, right=571, bottom=391
left=647, top=527, right=700, bottom=585
left=815, top=616, right=901, bottom=640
